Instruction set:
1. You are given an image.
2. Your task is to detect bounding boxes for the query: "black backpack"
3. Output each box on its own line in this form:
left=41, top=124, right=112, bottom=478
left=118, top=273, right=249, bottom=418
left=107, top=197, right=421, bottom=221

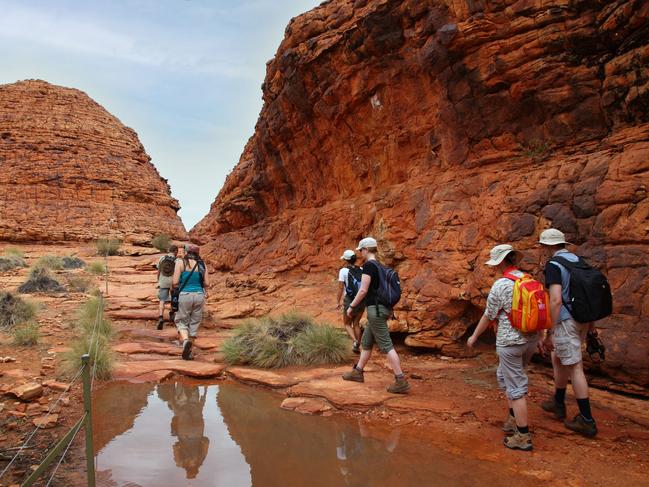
left=159, top=255, right=176, bottom=277
left=345, top=266, right=363, bottom=298
left=373, top=261, right=401, bottom=308
left=551, top=256, right=612, bottom=322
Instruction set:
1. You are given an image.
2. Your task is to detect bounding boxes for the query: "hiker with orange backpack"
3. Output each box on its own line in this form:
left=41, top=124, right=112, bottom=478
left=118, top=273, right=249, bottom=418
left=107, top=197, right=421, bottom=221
left=467, top=244, right=551, bottom=451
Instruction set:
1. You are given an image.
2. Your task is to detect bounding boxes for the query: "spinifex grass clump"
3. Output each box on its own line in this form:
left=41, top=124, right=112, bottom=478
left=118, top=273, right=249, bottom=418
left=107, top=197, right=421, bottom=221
left=18, top=267, right=66, bottom=293
left=96, top=238, right=121, bottom=256
left=0, top=247, right=26, bottom=272
left=151, top=234, right=172, bottom=252
left=87, top=261, right=106, bottom=275
left=34, top=255, right=64, bottom=270
left=13, top=322, right=40, bottom=346
left=64, top=296, right=113, bottom=379
left=62, top=256, right=85, bottom=269
left=222, top=311, right=349, bottom=368
left=67, top=275, right=92, bottom=293
left=0, top=291, right=37, bottom=330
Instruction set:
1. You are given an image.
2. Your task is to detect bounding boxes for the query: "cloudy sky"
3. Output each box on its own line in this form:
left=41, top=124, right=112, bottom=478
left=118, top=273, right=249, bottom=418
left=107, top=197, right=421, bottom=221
left=0, top=0, right=321, bottom=229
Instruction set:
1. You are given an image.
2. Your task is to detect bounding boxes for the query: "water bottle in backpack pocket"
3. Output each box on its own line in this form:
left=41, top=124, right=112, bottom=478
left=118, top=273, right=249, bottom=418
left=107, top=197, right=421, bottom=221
left=345, top=267, right=363, bottom=299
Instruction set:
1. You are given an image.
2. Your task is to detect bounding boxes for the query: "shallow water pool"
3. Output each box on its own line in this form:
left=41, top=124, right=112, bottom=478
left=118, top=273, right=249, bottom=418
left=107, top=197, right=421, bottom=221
left=94, top=381, right=535, bottom=487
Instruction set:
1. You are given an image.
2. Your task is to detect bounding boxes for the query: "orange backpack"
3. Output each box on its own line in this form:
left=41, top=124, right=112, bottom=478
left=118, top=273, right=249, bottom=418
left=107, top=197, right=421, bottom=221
left=504, top=270, right=552, bottom=333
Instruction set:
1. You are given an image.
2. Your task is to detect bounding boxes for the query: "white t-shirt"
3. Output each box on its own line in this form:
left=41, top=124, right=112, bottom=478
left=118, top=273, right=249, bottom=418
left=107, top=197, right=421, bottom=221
left=338, top=267, right=349, bottom=283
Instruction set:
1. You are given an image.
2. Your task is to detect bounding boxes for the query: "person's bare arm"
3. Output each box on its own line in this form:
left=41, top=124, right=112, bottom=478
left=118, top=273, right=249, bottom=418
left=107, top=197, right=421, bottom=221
left=541, top=284, right=563, bottom=353
left=337, top=281, right=344, bottom=308
left=172, top=260, right=182, bottom=288
left=467, top=314, right=492, bottom=349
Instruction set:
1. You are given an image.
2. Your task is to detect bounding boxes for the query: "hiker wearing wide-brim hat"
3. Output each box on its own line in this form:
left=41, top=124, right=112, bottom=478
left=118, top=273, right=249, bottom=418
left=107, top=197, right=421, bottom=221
left=467, top=243, right=541, bottom=451
left=341, top=237, right=410, bottom=394
left=336, top=249, right=364, bottom=354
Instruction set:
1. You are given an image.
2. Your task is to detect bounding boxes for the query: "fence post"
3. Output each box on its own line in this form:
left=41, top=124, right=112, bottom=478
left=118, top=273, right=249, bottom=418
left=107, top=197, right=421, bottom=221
left=81, top=354, right=96, bottom=487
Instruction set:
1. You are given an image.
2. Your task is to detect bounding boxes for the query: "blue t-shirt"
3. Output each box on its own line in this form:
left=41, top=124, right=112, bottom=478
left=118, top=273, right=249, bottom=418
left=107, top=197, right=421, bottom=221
left=544, top=249, right=579, bottom=322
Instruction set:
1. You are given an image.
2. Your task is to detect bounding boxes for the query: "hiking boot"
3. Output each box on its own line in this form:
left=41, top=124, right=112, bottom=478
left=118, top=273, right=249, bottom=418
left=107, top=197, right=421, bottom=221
left=342, top=367, right=364, bottom=383
left=502, top=414, right=517, bottom=434
left=182, top=340, right=193, bottom=360
left=156, top=317, right=164, bottom=330
left=541, top=398, right=566, bottom=420
left=169, top=311, right=175, bottom=323
left=387, top=376, right=410, bottom=394
left=503, top=431, right=533, bottom=451
left=564, top=414, right=597, bottom=438
left=352, top=341, right=360, bottom=354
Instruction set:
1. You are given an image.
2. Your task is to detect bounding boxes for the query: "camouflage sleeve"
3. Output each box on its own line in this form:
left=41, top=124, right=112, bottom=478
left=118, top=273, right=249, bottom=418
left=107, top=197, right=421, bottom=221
left=484, top=281, right=503, bottom=320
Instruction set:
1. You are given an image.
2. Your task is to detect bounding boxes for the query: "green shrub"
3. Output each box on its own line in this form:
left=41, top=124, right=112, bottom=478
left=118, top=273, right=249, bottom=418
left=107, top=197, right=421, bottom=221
left=62, top=256, right=85, bottom=269
left=4, top=247, right=25, bottom=258
left=13, top=322, right=40, bottom=346
left=67, top=275, right=92, bottom=293
left=18, top=267, right=66, bottom=293
left=87, top=261, right=106, bottom=275
left=151, top=234, right=172, bottom=252
left=222, top=312, right=349, bottom=368
left=34, top=255, right=64, bottom=270
left=0, top=291, right=37, bottom=330
left=0, top=255, right=25, bottom=272
left=96, top=239, right=121, bottom=256
left=76, top=296, right=112, bottom=337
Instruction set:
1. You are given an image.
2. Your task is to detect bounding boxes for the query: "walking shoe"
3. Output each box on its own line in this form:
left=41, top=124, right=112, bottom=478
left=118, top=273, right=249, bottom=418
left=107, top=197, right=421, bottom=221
left=503, top=431, right=533, bottom=451
left=182, top=340, right=193, bottom=360
left=156, top=317, right=164, bottom=330
left=541, top=398, right=566, bottom=420
left=342, top=367, right=364, bottom=383
left=565, top=414, right=598, bottom=438
left=169, top=311, right=175, bottom=323
left=352, top=341, right=360, bottom=354
left=387, top=377, right=410, bottom=394
left=502, top=414, right=517, bottom=433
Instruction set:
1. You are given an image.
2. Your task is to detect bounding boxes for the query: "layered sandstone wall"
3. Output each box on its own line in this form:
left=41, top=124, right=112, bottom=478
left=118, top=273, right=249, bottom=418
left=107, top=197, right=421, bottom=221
left=0, top=80, right=187, bottom=244
left=192, top=1, right=649, bottom=384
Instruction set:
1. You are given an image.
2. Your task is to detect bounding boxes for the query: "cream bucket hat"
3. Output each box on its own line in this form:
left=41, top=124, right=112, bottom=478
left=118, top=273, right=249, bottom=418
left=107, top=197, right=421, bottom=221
left=485, top=244, right=517, bottom=266
left=539, top=228, right=568, bottom=246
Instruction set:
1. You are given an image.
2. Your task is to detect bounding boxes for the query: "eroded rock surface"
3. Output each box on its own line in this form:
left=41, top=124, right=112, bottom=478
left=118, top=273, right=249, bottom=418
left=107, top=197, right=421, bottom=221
left=0, top=80, right=187, bottom=244
left=192, top=1, right=649, bottom=384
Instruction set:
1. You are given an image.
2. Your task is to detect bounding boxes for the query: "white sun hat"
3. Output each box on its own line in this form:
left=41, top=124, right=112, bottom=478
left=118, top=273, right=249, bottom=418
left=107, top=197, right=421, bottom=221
left=356, top=237, right=378, bottom=250
left=539, top=228, right=568, bottom=246
left=485, top=244, right=517, bottom=266
left=340, top=249, right=356, bottom=260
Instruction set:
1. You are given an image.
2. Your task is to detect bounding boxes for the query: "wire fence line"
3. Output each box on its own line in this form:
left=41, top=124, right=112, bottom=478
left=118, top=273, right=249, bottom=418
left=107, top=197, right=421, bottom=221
left=44, top=417, right=85, bottom=487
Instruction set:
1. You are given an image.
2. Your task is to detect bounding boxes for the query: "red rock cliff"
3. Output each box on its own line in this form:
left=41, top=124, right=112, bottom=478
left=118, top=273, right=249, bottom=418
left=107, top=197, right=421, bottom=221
left=0, top=80, right=187, bottom=244
left=192, top=1, right=649, bottom=384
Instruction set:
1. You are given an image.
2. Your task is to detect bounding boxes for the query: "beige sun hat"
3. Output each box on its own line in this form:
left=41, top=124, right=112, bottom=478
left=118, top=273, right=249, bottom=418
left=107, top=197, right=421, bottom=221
left=539, top=228, right=568, bottom=246
left=356, top=237, right=378, bottom=250
left=485, top=244, right=517, bottom=266
left=340, top=249, right=356, bottom=260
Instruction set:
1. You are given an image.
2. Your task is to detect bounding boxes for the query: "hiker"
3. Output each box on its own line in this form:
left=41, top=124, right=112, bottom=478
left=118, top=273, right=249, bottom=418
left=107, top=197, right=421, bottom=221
left=538, top=228, right=610, bottom=437
left=156, top=243, right=179, bottom=330
left=467, top=244, right=543, bottom=451
left=173, top=243, right=209, bottom=360
left=337, top=249, right=364, bottom=354
left=342, top=237, right=410, bottom=394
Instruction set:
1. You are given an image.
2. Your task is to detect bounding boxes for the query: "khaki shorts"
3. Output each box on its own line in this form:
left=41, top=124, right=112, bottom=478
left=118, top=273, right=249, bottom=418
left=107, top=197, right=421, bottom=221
left=361, top=304, right=393, bottom=353
left=553, top=318, right=588, bottom=366
left=158, top=287, right=171, bottom=302
left=342, top=295, right=364, bottom=320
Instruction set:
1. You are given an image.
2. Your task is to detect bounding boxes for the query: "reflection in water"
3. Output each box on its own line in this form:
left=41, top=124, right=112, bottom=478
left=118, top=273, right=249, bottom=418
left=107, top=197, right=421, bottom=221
left=158, top=384, right=209, bottom=479
left=96, top=382, right=539, bottom=487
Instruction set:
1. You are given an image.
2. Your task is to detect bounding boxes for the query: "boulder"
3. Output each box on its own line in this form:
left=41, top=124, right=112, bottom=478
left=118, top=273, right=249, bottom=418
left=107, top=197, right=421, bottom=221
left=9, top=382, right=43, bottom=401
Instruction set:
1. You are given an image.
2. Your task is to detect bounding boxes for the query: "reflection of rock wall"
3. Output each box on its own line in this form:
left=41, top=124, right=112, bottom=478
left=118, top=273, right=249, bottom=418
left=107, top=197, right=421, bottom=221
left=192, top=1, right=649, bottom=384
left=0, top=80, right=187, bottom=244
left=92, top=382, right=153, bottom=452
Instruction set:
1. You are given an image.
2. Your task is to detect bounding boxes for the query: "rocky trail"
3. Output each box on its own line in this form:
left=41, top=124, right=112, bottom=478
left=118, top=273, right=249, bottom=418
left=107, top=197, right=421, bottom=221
left=1, top=243, right=649, bottom=486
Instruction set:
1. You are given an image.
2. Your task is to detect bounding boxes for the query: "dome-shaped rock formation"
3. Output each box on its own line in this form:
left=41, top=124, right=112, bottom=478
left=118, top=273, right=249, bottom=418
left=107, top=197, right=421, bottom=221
left=0, top=80, right=187, bottom=244
left=191, top=1, right=649, bottom=384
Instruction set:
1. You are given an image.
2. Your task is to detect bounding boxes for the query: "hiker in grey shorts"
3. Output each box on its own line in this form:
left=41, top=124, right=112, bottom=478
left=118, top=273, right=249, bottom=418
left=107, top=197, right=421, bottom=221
left=468, top=244, right=541, bottom=451
left=172, top=243, right=209, bottom=360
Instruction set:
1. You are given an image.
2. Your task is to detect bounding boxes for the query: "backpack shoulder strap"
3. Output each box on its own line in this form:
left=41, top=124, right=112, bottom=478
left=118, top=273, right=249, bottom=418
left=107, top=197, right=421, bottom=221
left=178, top=261, right=199, bottom=292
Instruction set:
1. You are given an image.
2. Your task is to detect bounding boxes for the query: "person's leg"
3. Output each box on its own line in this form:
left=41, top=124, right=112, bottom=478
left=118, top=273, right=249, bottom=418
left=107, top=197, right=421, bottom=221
left=370, top=305, right=409, bottom=393
left=343, top=314, right=373, bottom=381
left=568, top=362, right=594, bottom=421
left=497, top=355, right=516, bottom=432
left=176, top=294, right=192, bottom=357
left=158, top=299, right=165, bottom=318
left=499, top=344, right=532, bottom=450
left=385, top=349, right=403, bottom=376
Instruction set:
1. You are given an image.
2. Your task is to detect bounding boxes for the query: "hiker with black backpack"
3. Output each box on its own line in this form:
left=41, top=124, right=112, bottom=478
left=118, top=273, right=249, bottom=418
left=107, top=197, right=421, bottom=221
left=342, top=237, right=410, bottom=394
left=467, top=244, right=550, bottom=451
left=172, top=243, right=209, bottom=360
left=337, top=249, right=364, bottom=354
left=538, top=229, right=611, bottom=438
left=156, top=243, right=179, bottom=330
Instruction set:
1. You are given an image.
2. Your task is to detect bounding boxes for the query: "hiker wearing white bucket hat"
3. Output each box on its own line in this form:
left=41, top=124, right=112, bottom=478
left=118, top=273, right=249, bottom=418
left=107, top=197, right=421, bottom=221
left=336, top=249, right=364, bottom=353
left=468, top=243, right=541, bottom=451
left=538, top=228, right=599, bottom=438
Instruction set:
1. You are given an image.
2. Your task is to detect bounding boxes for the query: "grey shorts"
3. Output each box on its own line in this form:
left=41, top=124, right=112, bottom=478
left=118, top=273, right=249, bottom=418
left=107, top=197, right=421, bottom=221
left=553, top=318, right=588, bottom=366
left=158, top=288, right=171, bottom=302
left=496, top=340, right=537, bottom=400
left=361, top=304, right=393, bottom=353
left=175, top=292, right=204, bottom=338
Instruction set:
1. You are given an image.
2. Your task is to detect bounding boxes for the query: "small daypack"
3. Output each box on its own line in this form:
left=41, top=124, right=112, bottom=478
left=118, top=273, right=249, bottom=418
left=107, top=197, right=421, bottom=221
left=345, top=266, right=363, bottom=298
left=504, top=270, right=552, bottom=333
left=550, top=256, right=612, bottom=323
left=159, top=255, right=176, bottom=277
left=373, top=261, right=401, bottom=308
